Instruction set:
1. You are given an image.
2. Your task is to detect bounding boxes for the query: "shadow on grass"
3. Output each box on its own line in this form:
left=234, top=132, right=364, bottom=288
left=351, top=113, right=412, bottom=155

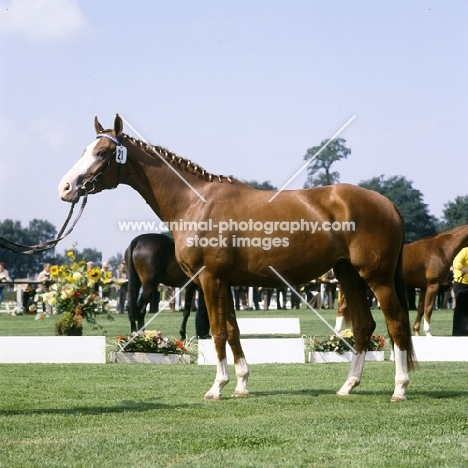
left=251, top=388, right=468, bottom=399
left=2, top=389, right=465, bottom=417
left=0, top=398, right=202, bottom=417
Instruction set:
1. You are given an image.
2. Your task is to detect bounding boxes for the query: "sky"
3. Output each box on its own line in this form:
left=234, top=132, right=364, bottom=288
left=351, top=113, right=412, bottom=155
left=1, top=0, right=467, bottom=263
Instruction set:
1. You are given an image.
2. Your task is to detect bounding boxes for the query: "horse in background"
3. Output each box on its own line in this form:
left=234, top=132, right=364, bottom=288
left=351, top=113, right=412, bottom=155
left=403, top=225, right=468, bottom=336
left=124, top=233, right=200, bottom=337
left=59, top=115, right=415, bottom=401
left=336, top=225, right=468, bottom=336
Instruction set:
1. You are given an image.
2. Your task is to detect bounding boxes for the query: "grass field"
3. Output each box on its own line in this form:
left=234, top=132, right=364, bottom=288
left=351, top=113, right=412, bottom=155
left=1, top=305, right=467, bottom=467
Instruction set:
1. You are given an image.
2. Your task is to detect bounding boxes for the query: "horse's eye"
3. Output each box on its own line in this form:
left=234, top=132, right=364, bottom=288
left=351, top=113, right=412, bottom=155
left=96, top=149, right=106, bottom=158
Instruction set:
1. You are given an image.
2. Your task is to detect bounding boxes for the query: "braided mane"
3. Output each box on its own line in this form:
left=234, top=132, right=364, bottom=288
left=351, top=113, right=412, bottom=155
left=122, top=133, right=234, bottom=184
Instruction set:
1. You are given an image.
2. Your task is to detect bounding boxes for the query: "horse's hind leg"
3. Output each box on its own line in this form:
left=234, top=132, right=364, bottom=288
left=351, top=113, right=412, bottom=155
left=422, top=284, right=439, bottom=336
left=413, top=289, right=426, bottom=336
left=334, top=261, right=375, bottom=396
left=226, top=288, right=249, bottom=398
left=179, top=284, right=196, bottom=339
left=179, top=309, right=190, bottom=340
left=369, top=280, right=412, bottom=401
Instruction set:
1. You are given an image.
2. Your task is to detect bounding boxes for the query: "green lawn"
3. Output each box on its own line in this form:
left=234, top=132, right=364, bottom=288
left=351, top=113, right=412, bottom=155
left=0, top=305, right=466, bottom=467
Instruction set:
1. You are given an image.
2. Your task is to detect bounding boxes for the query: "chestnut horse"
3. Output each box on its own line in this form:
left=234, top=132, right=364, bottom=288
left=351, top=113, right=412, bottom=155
left=125, top=233, right=198, bottom=337
left=404, top=225, right=468, bottom=336
left=59, top=115, right=415, bottom=401
left=336, top=225, right=468, bottom=336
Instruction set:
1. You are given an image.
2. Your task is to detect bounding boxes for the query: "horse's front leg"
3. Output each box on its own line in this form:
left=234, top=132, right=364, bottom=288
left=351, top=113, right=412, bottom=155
left=199, top=276, right=232, bottom=400
left=337, top=351, right=366, bottom=396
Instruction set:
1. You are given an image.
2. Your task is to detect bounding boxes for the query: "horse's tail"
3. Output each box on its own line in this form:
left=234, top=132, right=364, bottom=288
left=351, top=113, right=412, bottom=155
left=125, top=238, right=142, bottom=322
left=393, top=207, right=417, bottom=371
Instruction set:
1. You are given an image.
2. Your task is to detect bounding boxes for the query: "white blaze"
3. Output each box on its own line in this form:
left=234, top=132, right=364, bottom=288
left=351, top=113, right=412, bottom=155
left=58, top=140, right=99, bottom=198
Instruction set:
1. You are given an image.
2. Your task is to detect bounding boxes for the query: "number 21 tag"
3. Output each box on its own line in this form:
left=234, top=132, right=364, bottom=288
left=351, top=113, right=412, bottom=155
left=116, top=145, right=127, bottom=164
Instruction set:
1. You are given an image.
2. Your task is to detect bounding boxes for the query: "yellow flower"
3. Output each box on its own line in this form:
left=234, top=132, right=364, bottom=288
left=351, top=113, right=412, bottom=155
left=102, top=271, right=113, bottom=284
left=50, top=265, right=59, bottom=276
left=341, top=329, right=354, bottom=339
left=88, top=268, right=102, bottom=281
left=66, top=251, right=75, bottom=260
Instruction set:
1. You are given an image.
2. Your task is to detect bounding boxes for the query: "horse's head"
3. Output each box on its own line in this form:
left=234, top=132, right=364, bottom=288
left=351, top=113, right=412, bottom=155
left=59, top=114, right=125, bottom=203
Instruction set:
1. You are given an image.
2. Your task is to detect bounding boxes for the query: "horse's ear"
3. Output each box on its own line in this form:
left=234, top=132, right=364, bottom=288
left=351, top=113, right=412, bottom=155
left=114, top=114, right=123, bottom=136
left=94, top=116, right=104, bottom=134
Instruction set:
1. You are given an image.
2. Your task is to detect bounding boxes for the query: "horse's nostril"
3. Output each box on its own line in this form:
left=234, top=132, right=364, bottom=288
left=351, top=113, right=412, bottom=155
left=63, top=182, right=71, bottom=192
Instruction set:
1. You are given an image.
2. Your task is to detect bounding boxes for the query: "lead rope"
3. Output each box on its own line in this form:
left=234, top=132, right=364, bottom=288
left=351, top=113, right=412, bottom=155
left=0, top=192, right=89, bottom=255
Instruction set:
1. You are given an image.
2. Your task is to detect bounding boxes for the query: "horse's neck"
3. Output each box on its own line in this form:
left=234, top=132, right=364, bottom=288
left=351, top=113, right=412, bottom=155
left=122, top=147, right=206, bottom=221
left=446, top=226, right=468, bottom=260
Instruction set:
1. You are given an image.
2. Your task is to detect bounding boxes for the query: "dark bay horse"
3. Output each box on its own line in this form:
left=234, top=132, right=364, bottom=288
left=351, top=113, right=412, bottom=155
left=336, top=225, right=468, bottom=336
left=59, top=114, right=415, bottom=401
left=125, top=233, right=198, bottom=337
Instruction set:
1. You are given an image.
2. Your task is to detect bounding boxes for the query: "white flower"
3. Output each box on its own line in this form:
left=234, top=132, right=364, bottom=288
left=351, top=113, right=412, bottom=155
left=72, top=272, right=82, bottom=281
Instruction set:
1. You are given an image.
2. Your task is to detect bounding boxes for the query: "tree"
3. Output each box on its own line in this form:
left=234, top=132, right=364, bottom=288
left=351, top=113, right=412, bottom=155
left=440, top=195, right=468, bottom=230
left=0, top=219, right=103, bottom=278
left=358, top=175, right=437, bottom=243
left=241, top=180, right=277, bottom=190
left=303, top=137, right=350, bottom=187
left=0, top=219, right=58, bottom=279
left=108, top=252, right=124, bottom=272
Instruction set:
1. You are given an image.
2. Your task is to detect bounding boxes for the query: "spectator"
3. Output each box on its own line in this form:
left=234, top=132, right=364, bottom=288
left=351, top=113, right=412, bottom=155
left=0, top=262, right=12, bottom=307
left=195, top=287, right=210, bottom=339
left=233, top=286, right=249, bottom=311
left=100, top=262, right=113, bottom=301
left=276, top=288, right=287, bottom=309
left=290, top=285, right=302, bottom=310
left=322, top=269, right=338, bottom=309
left=306, top=279, right=322, bottom=309
left=262, top=287, right=273, bottom=310
left=452, top=248, right=468, bottom=336
left=37, top=263, right=52, bottom=314
left=115, top=263, right=128, bottom=314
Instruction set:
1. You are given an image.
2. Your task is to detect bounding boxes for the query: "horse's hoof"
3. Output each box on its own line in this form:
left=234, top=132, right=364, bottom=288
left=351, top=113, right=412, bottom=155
left=232, top=390, right=249, bottom=398
left=336, top=391, right=350, bottom=397
left=390, top=395, right=407, bottom=402
left=204, top=392, right=221, bottom=401
left=413, top=331, right=420, bottom=336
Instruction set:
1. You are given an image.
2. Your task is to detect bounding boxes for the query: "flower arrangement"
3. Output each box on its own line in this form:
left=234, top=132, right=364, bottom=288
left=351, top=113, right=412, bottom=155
left=115, top=330, right=190, bottom=355
left=41, top=250, right=113, bottom=335
left=305, top=329, right=386, bottom=355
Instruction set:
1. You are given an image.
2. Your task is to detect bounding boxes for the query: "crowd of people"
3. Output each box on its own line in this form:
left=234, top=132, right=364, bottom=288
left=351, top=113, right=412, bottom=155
left=230, top=269, right=342, bottom=312
left=1, top=257, right=467, bottom=336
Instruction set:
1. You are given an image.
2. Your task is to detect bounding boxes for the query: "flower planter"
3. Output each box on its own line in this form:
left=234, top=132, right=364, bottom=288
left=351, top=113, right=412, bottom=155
left=308, top=351, right=384, bottom=363
left=109, top=351, right=190, bottom=364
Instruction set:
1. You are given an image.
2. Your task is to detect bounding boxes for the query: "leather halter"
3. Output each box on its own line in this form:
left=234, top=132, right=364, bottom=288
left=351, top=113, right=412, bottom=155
left=80, top=133, right=124, bottom=194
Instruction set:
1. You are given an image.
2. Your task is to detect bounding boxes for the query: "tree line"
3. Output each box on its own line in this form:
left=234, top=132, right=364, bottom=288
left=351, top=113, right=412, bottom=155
left=1, top=138, right=467, bottom=278
left=0, top=219, right=121, bottom=279
left=303, top=138, right=468, bottom=242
